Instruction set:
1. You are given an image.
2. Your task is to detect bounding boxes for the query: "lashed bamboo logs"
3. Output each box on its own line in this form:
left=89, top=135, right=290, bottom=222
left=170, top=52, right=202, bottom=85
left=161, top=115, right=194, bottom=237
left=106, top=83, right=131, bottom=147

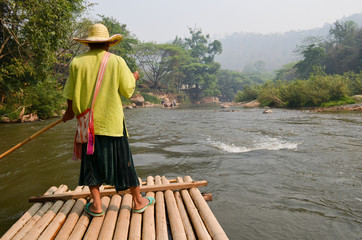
left=0, top=186, right=57, bottom=240
left=25, top=198, right=66, bottom=240
left=174, top=177, right=197, bottom=240
left=185, top=176, right=228, bottom=240
left=97, top=194, right=121, bottom=240
left=11, top=185, right=68, bottom=240
left=29, top=181, right=208, bottom=202
left=2, top=176, right=227, bottom=240
left=38, top=186, right=83, bottom=240
left=128, top=177, right=143, bottom=239
left=162, top=176, right=186, bottom=240
left=102, top=178, right=177, bottom=190
left=83, top=196, right=110, bottom=240
left=54, top=186, right=88, bottom=240
left=67, top=187, right=92, bottom=240
left=177, top=177, right=211, bottom=240
left=113, top=193, right=132, bottom=239
left=142, top=176, right=156, bottom=240
left=155, top=175, right=168, bottom=239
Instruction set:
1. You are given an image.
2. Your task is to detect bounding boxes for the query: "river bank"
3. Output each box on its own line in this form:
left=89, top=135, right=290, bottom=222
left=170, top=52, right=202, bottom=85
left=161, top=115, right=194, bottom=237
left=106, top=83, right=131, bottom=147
left=1, top=95, right=362, bottom=124
left=221, top=98, right=362, bottom=113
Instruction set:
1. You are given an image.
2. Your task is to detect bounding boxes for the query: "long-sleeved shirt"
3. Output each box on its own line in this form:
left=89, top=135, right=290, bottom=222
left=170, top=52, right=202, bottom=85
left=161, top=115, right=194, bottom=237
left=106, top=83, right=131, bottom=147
left=63, top=49, right=135, bottom=136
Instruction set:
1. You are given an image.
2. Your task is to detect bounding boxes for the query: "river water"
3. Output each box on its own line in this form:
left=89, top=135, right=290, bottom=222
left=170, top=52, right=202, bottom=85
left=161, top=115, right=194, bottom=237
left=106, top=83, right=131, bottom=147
left=0, top=104, right=361, bottom=239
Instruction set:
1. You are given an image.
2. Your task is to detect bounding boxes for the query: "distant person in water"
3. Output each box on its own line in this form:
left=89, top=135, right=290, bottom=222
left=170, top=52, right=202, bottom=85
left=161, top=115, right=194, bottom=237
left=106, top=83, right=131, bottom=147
left=62, top=23, right=154, bottom=216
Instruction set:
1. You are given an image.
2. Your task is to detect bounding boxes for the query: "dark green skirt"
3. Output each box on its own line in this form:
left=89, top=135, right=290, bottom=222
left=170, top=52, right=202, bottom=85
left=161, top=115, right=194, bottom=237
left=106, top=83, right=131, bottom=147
left=79, top=133, right=140, bottom=192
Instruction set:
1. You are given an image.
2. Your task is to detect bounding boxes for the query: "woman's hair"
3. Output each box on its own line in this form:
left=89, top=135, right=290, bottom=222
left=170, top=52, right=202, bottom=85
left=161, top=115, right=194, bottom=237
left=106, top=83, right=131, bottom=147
left=88, top=42, right=110, bottom=49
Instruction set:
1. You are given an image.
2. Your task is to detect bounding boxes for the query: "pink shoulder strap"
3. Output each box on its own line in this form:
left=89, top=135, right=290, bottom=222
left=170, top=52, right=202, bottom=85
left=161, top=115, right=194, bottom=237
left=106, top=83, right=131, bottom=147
left=91, top=51, right=111, bottom=110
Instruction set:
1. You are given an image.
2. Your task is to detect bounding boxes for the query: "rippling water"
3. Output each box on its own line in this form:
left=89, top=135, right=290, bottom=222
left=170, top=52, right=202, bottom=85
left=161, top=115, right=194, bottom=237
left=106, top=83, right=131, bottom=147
left=0, top=104, right=361, bottom=239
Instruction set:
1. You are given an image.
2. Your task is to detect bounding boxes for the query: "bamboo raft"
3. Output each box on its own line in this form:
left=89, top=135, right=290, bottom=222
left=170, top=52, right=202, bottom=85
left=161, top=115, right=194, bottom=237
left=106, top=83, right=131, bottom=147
left=1, top=176, right=228, bottom=240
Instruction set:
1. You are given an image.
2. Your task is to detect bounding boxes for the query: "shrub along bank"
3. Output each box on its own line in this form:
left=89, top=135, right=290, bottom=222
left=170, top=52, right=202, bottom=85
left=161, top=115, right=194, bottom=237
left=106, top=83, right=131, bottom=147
left=235, top=72, right=362, bottom=108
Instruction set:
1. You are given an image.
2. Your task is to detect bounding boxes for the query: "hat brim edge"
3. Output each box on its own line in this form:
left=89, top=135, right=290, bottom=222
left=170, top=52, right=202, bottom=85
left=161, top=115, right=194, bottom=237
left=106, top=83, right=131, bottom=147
left=73, top=34, right=123, bottom=47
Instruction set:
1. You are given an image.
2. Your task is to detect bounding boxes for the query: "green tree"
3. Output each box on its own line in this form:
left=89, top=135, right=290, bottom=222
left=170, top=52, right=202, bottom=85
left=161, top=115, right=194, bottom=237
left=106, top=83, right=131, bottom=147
left=217, top=69, right=250, bottom=101
left=173, top=28, right=222, bottom=100
left=0, top=0, right=87, bottom=118
left=294, top=44, right=326, bottom=79
left=274, top=62, right=298, bottom=82
left=329, top=20, right=358, bottom=47
left=324, top=21, right=361, bottom=74
left=134, top=42, right=188, bottom=89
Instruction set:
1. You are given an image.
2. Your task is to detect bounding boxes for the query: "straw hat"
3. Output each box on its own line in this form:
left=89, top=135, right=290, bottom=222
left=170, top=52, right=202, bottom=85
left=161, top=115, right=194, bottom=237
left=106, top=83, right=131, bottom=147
left=73, top=23, right=122, bottom=46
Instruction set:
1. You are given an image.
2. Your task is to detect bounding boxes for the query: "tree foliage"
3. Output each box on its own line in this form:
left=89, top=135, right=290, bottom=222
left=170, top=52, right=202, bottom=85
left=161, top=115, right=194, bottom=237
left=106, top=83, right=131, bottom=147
left=134, top=43, right=187, bottom=89
left=294, top=44, right=326, bottom=79
left=217, top=69, right=250, bottom=101
left=173, top=28, right=222, bottom=99
left=0, top=0, right=87, bottom=119
left=132, top=28, right=223, bottom=101
left=293, top=20, right=362, bottom=79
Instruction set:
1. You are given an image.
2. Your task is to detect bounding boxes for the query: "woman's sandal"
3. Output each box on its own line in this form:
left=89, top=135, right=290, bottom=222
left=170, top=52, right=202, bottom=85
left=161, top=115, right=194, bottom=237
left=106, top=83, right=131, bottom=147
left=84, top=202, right=105, bottom=217
left=133, top=196, right=155, bottom=213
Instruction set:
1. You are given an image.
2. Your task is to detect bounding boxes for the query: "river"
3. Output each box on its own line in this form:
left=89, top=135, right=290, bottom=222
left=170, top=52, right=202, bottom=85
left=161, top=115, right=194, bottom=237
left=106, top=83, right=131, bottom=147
left=0, top=104, right=361, bottom=239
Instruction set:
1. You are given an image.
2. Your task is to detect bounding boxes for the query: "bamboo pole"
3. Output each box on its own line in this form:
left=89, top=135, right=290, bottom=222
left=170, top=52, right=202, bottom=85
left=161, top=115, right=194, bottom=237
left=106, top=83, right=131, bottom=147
left=83, top=196, right=110, bottom=240
left=128, top=177, right=143, bottom=240
left=177, top=177, right=211, bottom=240
left=102, top=178, right=177, bottom=189
left=162, top=176, right=186, bottom=240
left=29, top=181, right=208, bottom=203
left=0, top=186, right=57, bottom=240
left=54, top=186, right=88, bottom=240
left=67, top=206, right=92, bottom=239
left=174, top=185, right=196, bottom=240
left=25, top=199, right=66, bottom=240
left=184, top=176, right=228, bottom=240
left=155, top=175, right=168, bottom=239
left=97, top=194, right=121, bottom=240
left=142, top=176, right=155, bottom=240
left=0, top=118, right=63, bottom=159
left=38, top=186, right=83, bottom=240
left=113, top=193, right=132, bottom=240
left=11, top=185, right=68, bottom=240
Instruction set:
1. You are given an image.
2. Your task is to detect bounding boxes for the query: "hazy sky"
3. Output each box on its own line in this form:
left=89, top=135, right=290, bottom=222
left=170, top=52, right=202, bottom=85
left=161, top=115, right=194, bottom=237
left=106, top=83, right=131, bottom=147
left=89, top=0, right=362, bottom=42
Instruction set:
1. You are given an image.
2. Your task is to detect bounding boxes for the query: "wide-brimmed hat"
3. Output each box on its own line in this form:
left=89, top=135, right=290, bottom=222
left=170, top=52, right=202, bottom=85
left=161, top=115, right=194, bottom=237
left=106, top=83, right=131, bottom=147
left=73, top=23, right=122, bottom=46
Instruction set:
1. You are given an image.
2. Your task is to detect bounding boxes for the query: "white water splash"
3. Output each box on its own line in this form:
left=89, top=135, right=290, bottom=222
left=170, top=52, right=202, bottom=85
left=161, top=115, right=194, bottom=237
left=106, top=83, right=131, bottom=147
left=206, top=136, right=300, bottom=153
left=355, top=197, right=362, bottom=202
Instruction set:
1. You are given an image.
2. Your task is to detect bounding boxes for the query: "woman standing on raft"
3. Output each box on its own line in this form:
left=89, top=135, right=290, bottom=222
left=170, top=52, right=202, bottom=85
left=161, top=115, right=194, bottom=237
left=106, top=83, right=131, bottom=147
left=62, top=23, right=154, bottom=216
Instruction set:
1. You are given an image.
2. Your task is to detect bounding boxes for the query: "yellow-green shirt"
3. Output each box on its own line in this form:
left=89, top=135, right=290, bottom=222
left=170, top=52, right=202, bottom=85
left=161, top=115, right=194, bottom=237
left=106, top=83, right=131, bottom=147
left=63, top=49, right=135, bottom=137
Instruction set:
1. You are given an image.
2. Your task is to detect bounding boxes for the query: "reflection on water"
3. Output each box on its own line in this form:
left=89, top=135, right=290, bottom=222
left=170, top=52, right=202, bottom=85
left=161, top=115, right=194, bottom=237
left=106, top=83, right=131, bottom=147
left=0, top=105, right=361, bottom=239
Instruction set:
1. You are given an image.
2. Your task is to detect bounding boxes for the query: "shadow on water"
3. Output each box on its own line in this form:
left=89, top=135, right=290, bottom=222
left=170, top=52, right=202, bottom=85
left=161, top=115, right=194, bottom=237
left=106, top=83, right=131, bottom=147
left=0, top=106, right=361, bottom=239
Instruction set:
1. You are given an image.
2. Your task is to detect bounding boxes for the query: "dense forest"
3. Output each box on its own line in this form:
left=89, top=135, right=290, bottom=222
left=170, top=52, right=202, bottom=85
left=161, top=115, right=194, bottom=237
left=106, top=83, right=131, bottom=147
left=0, top=0, right=361, bottom=121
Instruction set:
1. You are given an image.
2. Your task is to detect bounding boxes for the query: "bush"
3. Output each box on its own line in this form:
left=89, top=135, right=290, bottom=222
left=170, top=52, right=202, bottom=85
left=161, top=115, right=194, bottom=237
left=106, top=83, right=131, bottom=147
left=24, top=78, right=63, bottom=119
left=321, top=97, right=356, bottom=107
left=257, top=81, right=285, bottom=107
left=235, top=73, right=353, bottom=108
left=140, top=93, right=161, bottom=104
left=234, top=85, right=259, bottom=102
left=0, top=104, right=23, bottom=121
left=345, top=72, right=362, bottom=95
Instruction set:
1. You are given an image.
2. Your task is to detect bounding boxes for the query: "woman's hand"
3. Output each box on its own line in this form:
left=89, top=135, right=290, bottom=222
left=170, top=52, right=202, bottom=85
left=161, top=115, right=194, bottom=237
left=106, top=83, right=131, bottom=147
left=63, top=99, right=75, bottom=122
left=133, top=71, right=139, bottom=81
